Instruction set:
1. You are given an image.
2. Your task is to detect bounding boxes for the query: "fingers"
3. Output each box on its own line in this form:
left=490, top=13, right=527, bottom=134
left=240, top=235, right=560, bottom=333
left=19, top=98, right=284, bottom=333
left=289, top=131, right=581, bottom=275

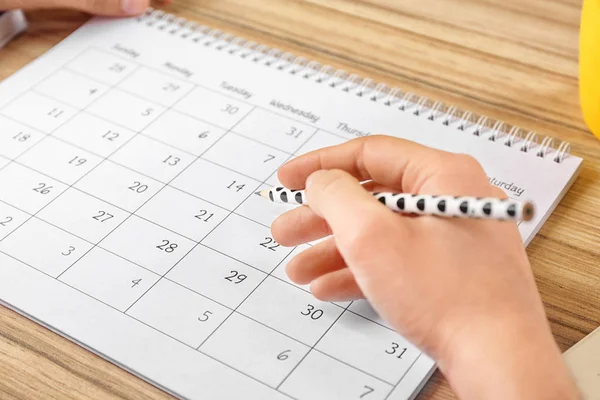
left=272, top=206, right=331, bottom=247
left=278, top=135, right=492, bottom=196
left=272, top=180, right=392, bottom=247
left=278, top=135, right=454, bottom=191
left=1, top=0, right=150, bottom=16
left=285, top=238, right=346, bottom=285
left=311, top=268, right=364, bottom=302
left=271, top=182, right=393, bottom=247
left=285, top=239, right=363, bottom=302
left=304, top=169, right=410, bottom=291
left=304, top=168, right=403, bottom=241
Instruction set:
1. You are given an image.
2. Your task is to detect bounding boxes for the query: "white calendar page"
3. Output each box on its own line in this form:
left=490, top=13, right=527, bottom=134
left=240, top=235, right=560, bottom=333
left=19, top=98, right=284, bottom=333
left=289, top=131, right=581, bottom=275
left=0, top=13, right=581, bottom=400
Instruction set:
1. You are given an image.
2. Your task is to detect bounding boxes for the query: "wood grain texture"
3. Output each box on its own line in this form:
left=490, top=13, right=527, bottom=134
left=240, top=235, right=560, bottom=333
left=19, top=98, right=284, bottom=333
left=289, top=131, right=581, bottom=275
left=1, top=1, right=599, bottom=399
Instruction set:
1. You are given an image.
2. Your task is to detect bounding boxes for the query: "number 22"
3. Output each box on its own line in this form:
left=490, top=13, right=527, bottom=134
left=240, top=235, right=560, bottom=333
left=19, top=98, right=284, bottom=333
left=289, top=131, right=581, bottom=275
left=259, top=237, right=279, bottom=251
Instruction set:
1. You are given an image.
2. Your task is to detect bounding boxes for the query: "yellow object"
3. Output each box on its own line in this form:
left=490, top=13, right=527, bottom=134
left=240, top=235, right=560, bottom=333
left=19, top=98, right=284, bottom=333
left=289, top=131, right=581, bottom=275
left=580, top=0, right=600, bottom=140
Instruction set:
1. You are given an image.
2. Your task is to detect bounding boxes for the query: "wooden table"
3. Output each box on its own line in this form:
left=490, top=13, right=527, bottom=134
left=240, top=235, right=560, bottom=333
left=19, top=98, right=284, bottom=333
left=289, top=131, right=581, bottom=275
left=1, top=1, right=599, bottom=399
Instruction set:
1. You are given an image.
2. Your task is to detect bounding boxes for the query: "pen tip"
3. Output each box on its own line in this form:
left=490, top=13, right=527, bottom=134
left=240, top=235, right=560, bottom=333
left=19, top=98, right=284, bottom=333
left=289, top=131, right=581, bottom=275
left=254, top=191, right=262, bottom=197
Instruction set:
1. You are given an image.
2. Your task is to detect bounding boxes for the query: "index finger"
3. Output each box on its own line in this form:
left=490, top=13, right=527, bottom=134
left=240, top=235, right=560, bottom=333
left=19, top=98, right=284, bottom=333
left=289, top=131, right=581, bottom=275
left=279, top=135, right=496, bottom=196
left=279, top=135, right=473, bottom=193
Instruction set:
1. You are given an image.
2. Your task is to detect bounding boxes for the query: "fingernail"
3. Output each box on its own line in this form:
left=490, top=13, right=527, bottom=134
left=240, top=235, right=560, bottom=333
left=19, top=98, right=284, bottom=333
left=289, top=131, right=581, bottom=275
left=306, top=170, right=327, bottom=189
left=121, top=0, right=145, bottom=15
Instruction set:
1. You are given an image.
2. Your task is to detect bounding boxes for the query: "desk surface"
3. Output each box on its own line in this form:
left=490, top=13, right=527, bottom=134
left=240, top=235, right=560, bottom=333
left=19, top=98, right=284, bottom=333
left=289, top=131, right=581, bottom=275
left=1, top=1, right=599, bottom=399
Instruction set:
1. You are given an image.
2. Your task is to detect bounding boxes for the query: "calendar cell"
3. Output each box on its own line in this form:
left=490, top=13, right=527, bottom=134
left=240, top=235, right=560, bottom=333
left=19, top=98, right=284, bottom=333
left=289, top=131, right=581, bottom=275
left=0, top=201, right=29, bottom=241
left=67, top=49, right=136, bottom=85
left=316, top=312, right=419, bottom=384
left=238, top=277, right=343, bottom=346
left=0, top=218, right=92, bottom=278
left=233, top=108, right=316, bottom=153
left=100, top=215, right=195, bottom=275
left=349, top=300, right=393, bottom=330
left=0, top=162, right=67, bottom=214
left=37, top=188, right=128, bottom=243
left=136, top=186, right=227, bottom=242
left=236, top=183, right=292, bottom=228
left=127, top=279, right=230, bottom=348
left=0, top=116, right=45, bottom=160
left=1, top=91, right=77, bottom=133
left=295, top=130, right=345, bottom=156
left=270, top=244, right=311, bottom=293
left=171, top=158, right=261, bottom=211
left=167, top=244, right=265, bottom=309
left=142, top=110, right=226, bottom=157
left=35, top=69, right=110, bottom=109
left=118, top=67, right=194, bottom=107
left=202, top=133, right=289, bottom=181
left=110, top=135, right=194, bottom=183
left=87, top=89, right=166, bottom=132
left=18, top=137, right=102, bottom=185
left=75, top=161, right=162, bottom=213
left=279, top=351, right=392, bottom=400
left=174, top=87, right=252, bottom=130
left=202, top=214, right=291, bottom=273
left=53, top=112, right=136, bottom=158
left=201, top=312, right=309, bottom=387
left=59, top=247, right=159, bottom=311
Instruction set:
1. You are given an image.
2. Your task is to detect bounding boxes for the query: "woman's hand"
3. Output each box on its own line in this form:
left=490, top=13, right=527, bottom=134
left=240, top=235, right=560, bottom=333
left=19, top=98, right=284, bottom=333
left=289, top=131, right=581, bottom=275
left=272, top=135, right=579, bottom=400
left=0, top=0, right=153, bottom=16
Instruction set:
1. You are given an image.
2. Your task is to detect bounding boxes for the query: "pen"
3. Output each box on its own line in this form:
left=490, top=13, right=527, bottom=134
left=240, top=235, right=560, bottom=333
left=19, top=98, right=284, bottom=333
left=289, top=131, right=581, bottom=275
left=255, top=187, right=535, bottom=222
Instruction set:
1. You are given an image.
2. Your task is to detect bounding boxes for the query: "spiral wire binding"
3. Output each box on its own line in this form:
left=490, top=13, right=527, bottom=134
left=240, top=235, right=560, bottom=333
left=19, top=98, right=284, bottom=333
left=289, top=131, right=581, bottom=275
left=138, top=8, right=572, bottom=163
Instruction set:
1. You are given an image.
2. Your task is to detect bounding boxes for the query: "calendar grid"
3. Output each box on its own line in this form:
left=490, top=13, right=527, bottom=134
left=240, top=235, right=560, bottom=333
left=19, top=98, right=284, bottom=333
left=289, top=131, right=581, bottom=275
left=1, top=245, right=393, bottom=400
left=122, top=104, right=260, bottom=314
left=0, top=61, right=143, bottom=252
left=60, top=48, right=352, bottom=146
left=0, top=145, right=268, bottom=232
left=3, top=177, right=398, bottom=337
left=189, top=126, right=309, bottom=359
left=0, top=45, right=134, bottom=170
left=20, top=87, right=287, bottom=185
left=0, top=45, right=428, bottom=400
left=0, top=242, right=392, bottom=390
left=53, top=84, right=181, bottom=279
left=1, top=193, right=396, bottom=337
left=0, top=250, right=298, bottom=399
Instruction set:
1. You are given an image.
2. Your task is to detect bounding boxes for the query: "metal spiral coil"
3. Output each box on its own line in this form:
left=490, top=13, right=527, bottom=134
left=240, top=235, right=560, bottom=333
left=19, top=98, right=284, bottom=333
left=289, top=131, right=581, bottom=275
left=137, top=8, right=572, bottom=164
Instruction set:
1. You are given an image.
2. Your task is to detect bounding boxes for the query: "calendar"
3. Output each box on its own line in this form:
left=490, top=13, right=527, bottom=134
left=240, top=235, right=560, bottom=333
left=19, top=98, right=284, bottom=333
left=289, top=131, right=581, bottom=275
left=0, top=9, right=581, bottom=400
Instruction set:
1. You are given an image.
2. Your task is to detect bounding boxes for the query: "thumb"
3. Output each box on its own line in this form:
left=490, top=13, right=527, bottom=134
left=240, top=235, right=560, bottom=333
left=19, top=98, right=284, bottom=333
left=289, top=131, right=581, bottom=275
left=1, top=0, right=149, bottom=16
left=305, top=169, right=409, bottom=288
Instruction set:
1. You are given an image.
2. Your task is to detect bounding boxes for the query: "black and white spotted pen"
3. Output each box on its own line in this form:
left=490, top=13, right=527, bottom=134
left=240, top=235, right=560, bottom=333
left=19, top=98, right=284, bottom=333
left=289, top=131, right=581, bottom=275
left=256, top=187, right=535, bottom=222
